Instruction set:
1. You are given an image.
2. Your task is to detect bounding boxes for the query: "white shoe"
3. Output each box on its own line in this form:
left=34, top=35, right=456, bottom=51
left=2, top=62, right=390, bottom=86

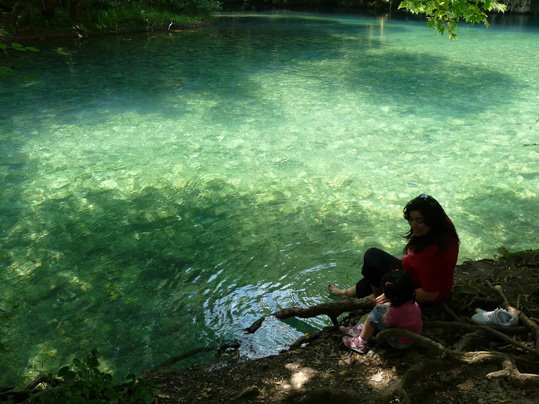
left=471, top=308, right=518, bottom=327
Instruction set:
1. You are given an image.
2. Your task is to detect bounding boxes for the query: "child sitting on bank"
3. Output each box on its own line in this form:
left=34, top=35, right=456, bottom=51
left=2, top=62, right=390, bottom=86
left=341, top=270, right=422, bottom=353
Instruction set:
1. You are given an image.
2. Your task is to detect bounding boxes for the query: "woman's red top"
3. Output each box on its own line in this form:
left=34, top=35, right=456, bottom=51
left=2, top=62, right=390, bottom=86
left=402, top=239, right=459, bottom=303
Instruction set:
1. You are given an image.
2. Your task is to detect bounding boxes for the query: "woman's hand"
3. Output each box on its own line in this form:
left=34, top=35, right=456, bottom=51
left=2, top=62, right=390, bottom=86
left=375, top=293, right=388, bottom=304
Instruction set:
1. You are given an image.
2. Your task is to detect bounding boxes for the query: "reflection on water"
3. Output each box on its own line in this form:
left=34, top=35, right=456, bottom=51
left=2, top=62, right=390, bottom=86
left=0, top=12, right=538, bottom=386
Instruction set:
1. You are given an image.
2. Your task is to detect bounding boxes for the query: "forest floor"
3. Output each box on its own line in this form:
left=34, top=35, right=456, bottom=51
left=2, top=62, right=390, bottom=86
left=149, top=250, right=539, bottom=403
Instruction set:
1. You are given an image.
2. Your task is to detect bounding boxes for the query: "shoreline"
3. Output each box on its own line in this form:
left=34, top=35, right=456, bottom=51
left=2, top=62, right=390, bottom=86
left=153, top=248, right=539, bottom=402
left=1, top=19, right=216, bottom=43
left=5, top=8, right=539, bottom=44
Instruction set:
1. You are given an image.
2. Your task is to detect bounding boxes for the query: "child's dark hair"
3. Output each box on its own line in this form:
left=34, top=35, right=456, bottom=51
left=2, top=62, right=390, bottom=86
left=381, top=271, right=416, bottom=307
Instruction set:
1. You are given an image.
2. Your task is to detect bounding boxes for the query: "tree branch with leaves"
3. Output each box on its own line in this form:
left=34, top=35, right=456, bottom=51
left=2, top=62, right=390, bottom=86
left=399, top=0, right=507, bottom=39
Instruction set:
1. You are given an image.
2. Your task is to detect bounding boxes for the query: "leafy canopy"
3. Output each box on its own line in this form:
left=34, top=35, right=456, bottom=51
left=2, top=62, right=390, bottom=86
left=399, top=0, right=507, bottom=39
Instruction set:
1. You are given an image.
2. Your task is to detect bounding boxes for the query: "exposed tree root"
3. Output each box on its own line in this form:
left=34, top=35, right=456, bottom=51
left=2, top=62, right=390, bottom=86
left=486, top=357, right=539, bottom=387
left=242, top=278, right=539, bottom=402
left=244, top=297, right=375, bottom=333
left=373, top=328, right=539, bottom=399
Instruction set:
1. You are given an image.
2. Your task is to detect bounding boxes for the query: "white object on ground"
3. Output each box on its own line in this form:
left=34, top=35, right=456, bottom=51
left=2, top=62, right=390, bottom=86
left=471, top=308, right=518, bottom=327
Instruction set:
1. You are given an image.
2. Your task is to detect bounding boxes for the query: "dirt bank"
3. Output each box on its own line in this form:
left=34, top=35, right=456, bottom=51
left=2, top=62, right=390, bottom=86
left=151, top=250, right=539, bottom=403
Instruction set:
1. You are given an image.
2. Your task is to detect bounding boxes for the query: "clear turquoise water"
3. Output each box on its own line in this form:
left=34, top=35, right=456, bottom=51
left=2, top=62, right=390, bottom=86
left=0, top=12, right=538, bottom=386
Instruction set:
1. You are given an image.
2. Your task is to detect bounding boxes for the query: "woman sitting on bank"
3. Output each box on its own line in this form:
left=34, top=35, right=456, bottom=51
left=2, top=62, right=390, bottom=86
left=328, top=194, right=460, bottom=304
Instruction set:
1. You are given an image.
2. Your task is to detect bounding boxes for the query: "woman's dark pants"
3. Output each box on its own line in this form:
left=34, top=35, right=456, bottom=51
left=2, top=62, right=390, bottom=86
left=355, top=247, right=403, bottom=298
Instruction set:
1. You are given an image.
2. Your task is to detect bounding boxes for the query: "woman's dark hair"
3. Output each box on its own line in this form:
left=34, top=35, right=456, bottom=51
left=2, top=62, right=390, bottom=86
left=382, top=271, right=415, bottom=307
left=403, top=194, right=460, bottom=253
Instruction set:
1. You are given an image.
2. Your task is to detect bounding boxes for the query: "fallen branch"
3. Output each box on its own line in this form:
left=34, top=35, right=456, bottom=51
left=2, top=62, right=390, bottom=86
left=244, top=297, right=374, bottom=334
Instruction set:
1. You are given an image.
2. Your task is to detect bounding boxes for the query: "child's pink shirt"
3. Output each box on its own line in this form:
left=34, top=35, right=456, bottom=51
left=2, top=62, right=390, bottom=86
left=385, top=301, right=423, bottom=345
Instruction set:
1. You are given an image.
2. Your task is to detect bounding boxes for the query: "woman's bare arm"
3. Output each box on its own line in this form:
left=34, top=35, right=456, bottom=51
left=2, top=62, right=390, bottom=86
left=414, top=288, right=439, bottom=303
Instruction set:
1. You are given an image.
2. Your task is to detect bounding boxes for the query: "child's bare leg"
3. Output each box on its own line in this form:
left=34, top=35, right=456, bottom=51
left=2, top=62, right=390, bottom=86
left=327, top=284, right=357, bottom=298
left=360, top=318, right=376, bottom=342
